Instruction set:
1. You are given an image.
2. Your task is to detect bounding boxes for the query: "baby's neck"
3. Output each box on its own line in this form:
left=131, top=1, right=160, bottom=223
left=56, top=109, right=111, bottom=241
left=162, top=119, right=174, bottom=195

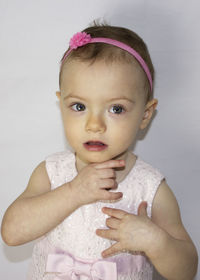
left=115, top=151, right=136, bottom=183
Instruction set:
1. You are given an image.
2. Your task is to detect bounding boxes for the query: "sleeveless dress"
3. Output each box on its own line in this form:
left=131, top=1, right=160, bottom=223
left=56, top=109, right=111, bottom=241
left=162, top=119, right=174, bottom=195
left=27, top=150, right=164, bottom=280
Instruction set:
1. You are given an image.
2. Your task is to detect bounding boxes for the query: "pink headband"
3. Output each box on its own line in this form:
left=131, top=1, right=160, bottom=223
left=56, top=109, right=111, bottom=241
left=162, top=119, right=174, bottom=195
left=61, top=32, right=153, bottom=91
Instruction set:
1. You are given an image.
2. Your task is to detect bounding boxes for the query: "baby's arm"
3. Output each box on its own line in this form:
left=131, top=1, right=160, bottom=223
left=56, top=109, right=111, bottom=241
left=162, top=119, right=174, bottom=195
left=1, top=161, right=80, bottom=245
left=149, top=180, right=198, bottom=279
left=1, top=159, right=124, bottom=246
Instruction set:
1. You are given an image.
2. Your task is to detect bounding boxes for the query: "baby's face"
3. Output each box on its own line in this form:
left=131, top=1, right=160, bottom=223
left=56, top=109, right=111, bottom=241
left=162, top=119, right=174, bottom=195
left=58, top=59, right=156, bottom=165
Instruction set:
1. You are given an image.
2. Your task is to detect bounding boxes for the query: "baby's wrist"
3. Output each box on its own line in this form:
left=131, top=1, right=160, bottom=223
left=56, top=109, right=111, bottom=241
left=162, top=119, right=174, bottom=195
left=67, top=180, right=85, bottom=208
left=145, top=226, right=169, bottom=260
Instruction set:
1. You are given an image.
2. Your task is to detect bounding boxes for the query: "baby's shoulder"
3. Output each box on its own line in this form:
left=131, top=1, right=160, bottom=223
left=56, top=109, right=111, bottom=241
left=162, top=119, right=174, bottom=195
left=151, top=179, right=190, bottom=241
left=45, top=150, right=74, bottom=172
left=45, top=150, right=76, bottom=188
left=45, top=150, right=73, bottom=162
left=134, top=157, right=164, bottom=185
left=18, top=150, right=75, bottom=199
left=20, top=161, right=51, bottom=199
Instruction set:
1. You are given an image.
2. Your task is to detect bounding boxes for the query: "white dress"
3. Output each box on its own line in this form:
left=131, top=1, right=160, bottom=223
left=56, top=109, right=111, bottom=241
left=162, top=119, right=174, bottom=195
left=27, top=149, right=164, bottom=280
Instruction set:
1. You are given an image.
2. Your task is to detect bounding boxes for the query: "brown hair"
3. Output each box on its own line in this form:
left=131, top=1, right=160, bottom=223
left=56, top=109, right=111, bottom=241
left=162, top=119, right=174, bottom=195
left=59, top=21, right=155, bottom=101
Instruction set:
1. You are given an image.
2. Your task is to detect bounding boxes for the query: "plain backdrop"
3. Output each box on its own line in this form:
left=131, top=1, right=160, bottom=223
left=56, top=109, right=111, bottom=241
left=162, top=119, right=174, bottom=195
left=0, top=0, right=199, bottom=279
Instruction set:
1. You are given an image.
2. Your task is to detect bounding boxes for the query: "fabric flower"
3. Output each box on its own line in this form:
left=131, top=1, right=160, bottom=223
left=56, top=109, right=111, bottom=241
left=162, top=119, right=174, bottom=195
left=69, top=32, right=92, bottom=50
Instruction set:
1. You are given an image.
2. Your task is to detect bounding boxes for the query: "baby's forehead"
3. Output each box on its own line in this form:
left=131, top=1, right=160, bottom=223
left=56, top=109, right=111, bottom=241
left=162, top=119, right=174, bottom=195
left=60, top=59, right=148, bottom=103
left=61, top=58, right=147, bottom=87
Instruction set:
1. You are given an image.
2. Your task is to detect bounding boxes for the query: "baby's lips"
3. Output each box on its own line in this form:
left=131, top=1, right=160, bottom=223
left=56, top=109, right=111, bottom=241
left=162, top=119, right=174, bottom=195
left=85, top=140, right=108, bottom=146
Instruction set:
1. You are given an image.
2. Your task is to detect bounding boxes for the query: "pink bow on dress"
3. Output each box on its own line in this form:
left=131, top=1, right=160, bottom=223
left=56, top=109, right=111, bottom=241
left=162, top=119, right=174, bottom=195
left=46, top=252, right=117, bottom=280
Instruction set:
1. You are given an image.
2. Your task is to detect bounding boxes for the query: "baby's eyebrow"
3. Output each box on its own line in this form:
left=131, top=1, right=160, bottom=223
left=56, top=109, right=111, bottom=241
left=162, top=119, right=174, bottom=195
left=64, top=94, right=135, bottom=104
left=64, top=94, right=87, bottom=101
left=108, top=97, right=135, bottom=104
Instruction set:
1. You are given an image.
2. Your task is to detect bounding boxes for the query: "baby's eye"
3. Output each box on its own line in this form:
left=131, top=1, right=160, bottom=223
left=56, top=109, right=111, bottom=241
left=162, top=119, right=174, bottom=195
left=71, top=103, right=86, bottom=112
left=110, top=105, right=125, bottom=114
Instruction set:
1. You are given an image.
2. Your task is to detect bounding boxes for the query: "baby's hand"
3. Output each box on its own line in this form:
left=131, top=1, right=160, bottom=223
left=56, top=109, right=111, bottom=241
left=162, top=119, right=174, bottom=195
left=69, top=160, right=125, bottom=206
left=96, top=202, right=160, bottom=258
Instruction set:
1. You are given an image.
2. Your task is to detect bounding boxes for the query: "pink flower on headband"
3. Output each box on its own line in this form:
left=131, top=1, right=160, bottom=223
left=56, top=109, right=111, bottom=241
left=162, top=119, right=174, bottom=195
left=69, top=32, right=91, bottom=50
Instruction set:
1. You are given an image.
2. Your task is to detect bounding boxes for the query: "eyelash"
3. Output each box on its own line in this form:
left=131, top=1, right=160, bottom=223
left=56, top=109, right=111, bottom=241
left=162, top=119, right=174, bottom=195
left=110, top=104, right=126, bottom=114
left=69, top=103, right=126, bottom=115
left=70, top=103, right=86, bottom=112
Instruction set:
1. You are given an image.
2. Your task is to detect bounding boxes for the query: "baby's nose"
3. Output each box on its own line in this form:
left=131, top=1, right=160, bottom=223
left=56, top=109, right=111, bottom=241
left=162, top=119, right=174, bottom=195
left=85, top=114, right=106, bottom=133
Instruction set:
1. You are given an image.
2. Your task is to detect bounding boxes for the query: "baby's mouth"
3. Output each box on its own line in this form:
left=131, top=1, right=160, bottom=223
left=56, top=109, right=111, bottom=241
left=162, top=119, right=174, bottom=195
left=86, top=141, right=106, bottom=146
left=83, top=140, right=108, bottom=151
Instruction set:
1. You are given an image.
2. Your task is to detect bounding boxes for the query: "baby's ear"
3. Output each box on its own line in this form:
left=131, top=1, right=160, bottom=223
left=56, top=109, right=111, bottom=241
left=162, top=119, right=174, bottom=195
left=140, top=99, right=158, bottom=130
left=56, top=91, right=61, bottom=100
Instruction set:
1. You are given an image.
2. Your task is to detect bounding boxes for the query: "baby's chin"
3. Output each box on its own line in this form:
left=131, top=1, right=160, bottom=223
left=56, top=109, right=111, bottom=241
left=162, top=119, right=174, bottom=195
left=77, top=155, right=111, bottom=165
left=75, top=150, right=127, bottom=165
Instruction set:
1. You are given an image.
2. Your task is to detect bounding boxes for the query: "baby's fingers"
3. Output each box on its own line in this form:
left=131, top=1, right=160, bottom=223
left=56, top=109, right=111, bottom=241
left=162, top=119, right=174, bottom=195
left=102, top=207, right=128, bottom=219
left=101, top=190, right=123, bottom=201
left=101, top=242, right=122, bottom=258
left=96, top=228, right=119, bottom=242
left=94, top=160, right=125, bottom=170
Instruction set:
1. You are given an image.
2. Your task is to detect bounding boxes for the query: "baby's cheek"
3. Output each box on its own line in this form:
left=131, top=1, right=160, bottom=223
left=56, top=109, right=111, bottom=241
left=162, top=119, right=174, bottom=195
left=64, top=128, right=78, bottom=146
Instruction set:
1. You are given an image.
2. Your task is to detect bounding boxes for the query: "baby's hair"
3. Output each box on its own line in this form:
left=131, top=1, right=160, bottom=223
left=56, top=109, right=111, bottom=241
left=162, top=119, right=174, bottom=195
left=59, top=20, right=155, bottom=101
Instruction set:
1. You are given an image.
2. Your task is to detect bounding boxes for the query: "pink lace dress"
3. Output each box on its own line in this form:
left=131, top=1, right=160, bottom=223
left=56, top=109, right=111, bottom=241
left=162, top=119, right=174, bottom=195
left=27, top=150, right=164, bottom=280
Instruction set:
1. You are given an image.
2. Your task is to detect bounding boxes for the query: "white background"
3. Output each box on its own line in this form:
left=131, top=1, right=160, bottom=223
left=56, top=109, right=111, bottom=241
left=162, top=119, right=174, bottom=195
left=0, top=0, right=199, bottom=279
